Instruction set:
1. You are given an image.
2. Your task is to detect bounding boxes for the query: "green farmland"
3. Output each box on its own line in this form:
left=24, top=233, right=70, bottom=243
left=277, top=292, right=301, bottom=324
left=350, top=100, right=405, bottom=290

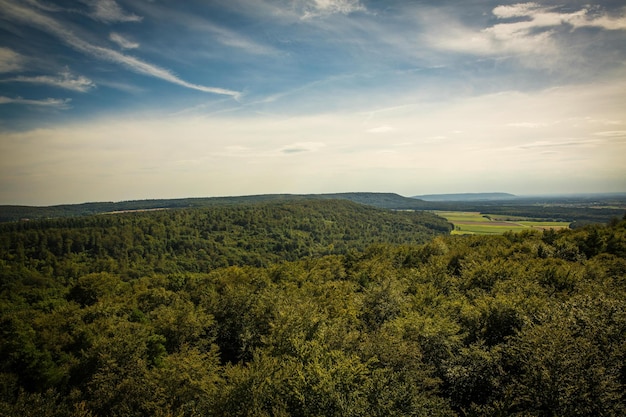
left=435, top=211, right=571, bottom=235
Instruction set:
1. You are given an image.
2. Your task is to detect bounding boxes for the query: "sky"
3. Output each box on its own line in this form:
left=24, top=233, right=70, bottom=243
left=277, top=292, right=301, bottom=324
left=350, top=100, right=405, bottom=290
left=1, top=0, right=625, bottom=206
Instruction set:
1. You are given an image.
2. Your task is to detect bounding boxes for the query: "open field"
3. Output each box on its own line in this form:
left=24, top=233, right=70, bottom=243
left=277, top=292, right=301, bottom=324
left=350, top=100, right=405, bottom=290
left=434, top=211, right=571, bottom=235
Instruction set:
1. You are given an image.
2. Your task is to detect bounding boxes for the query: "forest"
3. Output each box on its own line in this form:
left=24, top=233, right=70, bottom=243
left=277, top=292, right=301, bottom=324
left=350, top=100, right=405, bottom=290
left=1, top=198, right=625, bottom=416
left=2, top=192, right=625, bottom=225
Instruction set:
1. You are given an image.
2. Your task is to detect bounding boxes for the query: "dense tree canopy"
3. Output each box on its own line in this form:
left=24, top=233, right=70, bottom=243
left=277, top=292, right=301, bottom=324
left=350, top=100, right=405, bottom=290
left=1, top=200, right=625, bottom=416
left=0, top=200, right=451, bottom=277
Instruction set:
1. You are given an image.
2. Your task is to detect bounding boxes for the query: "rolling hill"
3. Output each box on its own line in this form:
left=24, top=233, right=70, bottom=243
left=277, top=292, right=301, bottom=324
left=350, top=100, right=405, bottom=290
left=0, top=192, right=428, bottom=223
left=412, top=192, right=516, bottom=201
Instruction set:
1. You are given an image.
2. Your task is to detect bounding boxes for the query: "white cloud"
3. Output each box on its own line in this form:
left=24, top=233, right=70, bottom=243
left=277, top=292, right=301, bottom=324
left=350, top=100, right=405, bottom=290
left=0, top=95, right=70, bottom=108
left=2, top=69, right=95, bottom=92
left=85, top=0, right=142, bottom=23
left=492, top=2, right=542, bottom=19
left=430, top=4, right=626, bottom=60
left=487, top=4, right=626, bottom=39
left=0, top=0, right=240, bottom=97
left=0, top=47, right=25, bottom=73
left=109, top=32, right=139, bottom=49
left=570, top=12, right=626, bottom=31
left=313, top=0, right=356, bottom=12
left=492, top=3, right=626, bottom=31
left=302, top=0, right=365, bottom=18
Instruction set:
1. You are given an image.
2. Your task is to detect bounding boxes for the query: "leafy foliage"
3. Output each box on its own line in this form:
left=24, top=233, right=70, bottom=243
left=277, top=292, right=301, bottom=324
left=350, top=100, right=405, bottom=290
left=1, top=200, right=625, bottom=416
left=0, top=199, right=450, bottom=278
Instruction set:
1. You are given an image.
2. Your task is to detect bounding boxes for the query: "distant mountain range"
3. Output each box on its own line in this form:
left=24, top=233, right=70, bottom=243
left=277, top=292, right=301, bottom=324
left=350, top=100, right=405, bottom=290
left=412, top=192, right=517, bottom=202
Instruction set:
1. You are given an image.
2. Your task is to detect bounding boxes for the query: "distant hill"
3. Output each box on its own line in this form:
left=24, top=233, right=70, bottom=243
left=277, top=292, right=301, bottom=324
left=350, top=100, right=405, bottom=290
left=0, top=192, right=431, bottom=223
left=2, top=191, right=623, bottom=225
left=313, top=192, right=429, bottom=209
left=412, top=192, right=516, bottom=201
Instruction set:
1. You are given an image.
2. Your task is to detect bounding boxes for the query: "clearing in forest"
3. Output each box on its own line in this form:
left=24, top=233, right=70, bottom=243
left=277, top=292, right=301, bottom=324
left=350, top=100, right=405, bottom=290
left=434, top=211, right=571, bottom=235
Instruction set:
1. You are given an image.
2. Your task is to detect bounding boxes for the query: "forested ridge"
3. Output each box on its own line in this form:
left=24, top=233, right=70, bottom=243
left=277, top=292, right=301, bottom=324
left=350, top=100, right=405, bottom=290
left=1, top=200, right=625, bottom=416
left=0, top=200, right=450, bottom=276
left=0, top=193, right=426, bottom=223
left=2, top=191, right=624, bottom=225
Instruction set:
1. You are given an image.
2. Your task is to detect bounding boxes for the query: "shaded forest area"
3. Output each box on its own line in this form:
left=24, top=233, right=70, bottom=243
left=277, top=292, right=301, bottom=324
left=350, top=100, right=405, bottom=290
left=1, top=199, right=626, bottom=416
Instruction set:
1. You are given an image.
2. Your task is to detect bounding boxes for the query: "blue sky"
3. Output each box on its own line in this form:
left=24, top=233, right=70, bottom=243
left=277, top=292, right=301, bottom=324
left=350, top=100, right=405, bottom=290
left=1, top=0, right=625, bottom=205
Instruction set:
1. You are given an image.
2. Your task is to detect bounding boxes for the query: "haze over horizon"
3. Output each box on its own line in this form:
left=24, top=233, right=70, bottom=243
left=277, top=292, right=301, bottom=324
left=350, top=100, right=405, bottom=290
left=1, top=0, right=626, bottom=206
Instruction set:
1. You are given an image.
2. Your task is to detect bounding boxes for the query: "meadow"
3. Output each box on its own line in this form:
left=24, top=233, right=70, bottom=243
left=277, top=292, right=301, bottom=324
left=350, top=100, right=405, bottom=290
left=435, top=211, right=571, bottom=235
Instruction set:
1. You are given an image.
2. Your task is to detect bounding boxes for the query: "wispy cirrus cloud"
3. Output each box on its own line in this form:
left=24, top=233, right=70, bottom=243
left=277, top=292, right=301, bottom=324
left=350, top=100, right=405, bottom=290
left=130, top=2, right=279, bottom=57
left=83, top=0, right=142, bottom=23
left=204, top=23, right=278, bottom=56
left=25, top=0, right=141, bottom=23
left=109, top=32, right=139, bottom=49
left=2, top=70, right=95, bottom=92
left=0, top=95, right=70, bottom=108
left=96, top=79, right=145, bottom=94
left=0, top=0, right=240, bottom=97
left=594, top=130, right=626, bottom=138
left=278, top=141, right=325, bottom=154
left=0, top=47, right=25, bottom=73
left=514, top=138, right=604, bottom=150
left=23, top=0, right=63, bottom=13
